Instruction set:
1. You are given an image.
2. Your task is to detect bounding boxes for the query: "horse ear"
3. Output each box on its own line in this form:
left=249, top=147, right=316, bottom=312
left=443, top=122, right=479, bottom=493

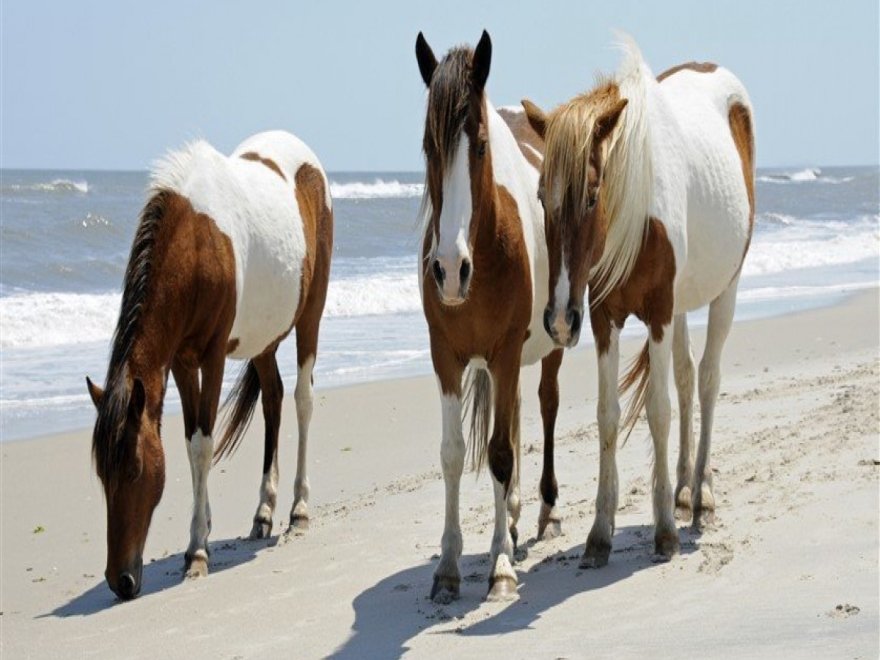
left=128, top=378, right=146, bottom=422
left=472, top=30, right=492, bottom=92
left=521, top=99, right=547, bottom=139
left=594, top=98, right=628, bottom=145
left=86, top=376, right=104, bottom=409
left=415, top=32, right=438, bottom=87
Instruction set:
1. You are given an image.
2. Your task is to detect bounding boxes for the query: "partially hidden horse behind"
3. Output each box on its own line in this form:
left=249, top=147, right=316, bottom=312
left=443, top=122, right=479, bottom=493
left=86, top=130, right=333, bottom=599
left=415, top=31, right=565, bottom=603
left=522, top=36, right=754, bottom=566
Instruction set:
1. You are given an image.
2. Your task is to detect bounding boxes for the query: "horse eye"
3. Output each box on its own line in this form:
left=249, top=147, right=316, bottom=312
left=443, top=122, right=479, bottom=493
left=587, top=189, right=598, bottom=210
left=478, top=141, right=486, bottom=157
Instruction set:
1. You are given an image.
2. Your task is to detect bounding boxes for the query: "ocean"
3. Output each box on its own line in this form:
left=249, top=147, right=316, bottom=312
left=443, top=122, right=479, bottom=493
left=0, top=166, right=877, bottom=441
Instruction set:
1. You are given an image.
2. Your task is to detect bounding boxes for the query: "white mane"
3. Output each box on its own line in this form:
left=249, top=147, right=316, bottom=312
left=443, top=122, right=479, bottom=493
left=589, top=33, right=655, bottom=304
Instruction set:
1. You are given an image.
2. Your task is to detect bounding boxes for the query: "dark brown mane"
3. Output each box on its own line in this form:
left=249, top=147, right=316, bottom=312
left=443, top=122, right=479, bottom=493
left=423, top=46, right=474, bottom=169
left=92, top=191, right=167, bottom=480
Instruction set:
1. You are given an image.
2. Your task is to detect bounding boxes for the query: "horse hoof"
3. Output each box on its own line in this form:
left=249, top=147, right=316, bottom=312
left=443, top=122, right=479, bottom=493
left=674, top=486, right=693, bottom=521
left=581, top=536, right=611, bottom=569
left=430, top=575, right=460, bottom=604
left=692, top=507, right=716, bottom=530
left=654, top=529, right=680, bottom=560
left=486, top=575, right=518, bottom=602
left=289, top=513, right=310, bottom=531
left=249, top=518, right=272, bottom=540
left=184, top=556, right=209, bottom=579
left=538, top=517, right=562, bottom=541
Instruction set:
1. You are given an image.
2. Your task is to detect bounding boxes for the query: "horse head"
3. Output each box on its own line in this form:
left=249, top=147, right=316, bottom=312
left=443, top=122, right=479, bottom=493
left=87, top=374, right=164, bottom=600
left=522, top=90, right=628, bottom=346
left=416, top=30, right=494, bottom=306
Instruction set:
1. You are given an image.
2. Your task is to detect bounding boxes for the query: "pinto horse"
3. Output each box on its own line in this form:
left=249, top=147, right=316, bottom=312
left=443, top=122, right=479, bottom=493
left=522, top=36, right=754, bottom=566
left=86, top=131, right=333, bottom=599
left=415, top=31, right=565, bottom=602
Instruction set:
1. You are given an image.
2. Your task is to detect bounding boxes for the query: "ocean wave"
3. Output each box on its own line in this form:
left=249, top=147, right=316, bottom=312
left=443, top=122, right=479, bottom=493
left=742, top=226, right=879, bottom=276
left=329, top=179, right=424, bottom=199
left=324, top=271, right=421, bottom=318
left=757, top=168, right=853, bottom=185
left=3, top=178, right=89, bottom=194
left=738, top=281, right=877, bottom=302
left=0, top=292, right=119, bottom=348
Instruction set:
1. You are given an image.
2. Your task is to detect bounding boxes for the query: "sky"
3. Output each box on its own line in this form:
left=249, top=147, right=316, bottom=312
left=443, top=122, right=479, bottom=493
left=1, top=1, right=878, bottom=171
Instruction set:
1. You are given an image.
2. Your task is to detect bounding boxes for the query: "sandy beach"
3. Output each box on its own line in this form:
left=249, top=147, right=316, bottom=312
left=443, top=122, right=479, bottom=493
left=1, top=290, right=877, bottom=658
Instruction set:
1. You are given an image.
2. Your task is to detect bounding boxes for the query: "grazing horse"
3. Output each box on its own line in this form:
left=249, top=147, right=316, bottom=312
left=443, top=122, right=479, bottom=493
left=415, top=30, right=565, bottom=602
left=522, top=36, right=754, bottom=566
left=86, top=130, right=333, bottom=599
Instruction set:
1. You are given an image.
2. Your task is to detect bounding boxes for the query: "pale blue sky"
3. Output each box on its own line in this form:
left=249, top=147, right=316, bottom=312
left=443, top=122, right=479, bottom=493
left=2, top=0, right=878, bottom=171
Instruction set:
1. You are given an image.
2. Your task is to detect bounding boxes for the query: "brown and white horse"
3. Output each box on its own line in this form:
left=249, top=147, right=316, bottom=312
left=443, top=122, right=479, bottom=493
left=415, top=31, right=565, bottom=602
left=86, top=131, right=333, bottom=599
left=523, top=36, right=754, bottom=566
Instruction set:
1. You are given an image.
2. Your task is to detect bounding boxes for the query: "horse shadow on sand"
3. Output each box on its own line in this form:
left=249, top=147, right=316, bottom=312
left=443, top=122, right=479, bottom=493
left=43, top=534, right=278, bottom=618
left=330, top=524, right=700, bottom=659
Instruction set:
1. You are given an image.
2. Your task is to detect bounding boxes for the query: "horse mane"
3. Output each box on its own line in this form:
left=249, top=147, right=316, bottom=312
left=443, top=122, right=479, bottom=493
left=92, top=191, right=167, bottom=480
left=544, top=34, right=654, bottom=305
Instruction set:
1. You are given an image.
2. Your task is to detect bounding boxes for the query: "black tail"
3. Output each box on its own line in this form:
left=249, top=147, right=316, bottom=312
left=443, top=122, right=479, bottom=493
left=464, top=367, right=492, bottom=473
left=213, top=360, right=261, bottom=463
left=619, top=340, right=650, bottom=447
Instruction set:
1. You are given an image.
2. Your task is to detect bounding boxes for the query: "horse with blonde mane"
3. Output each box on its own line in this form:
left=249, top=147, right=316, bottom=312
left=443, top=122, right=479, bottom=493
left=523, top=36, right=754, bottom=566
left=86, top=130, right=333, bottom=599
left=415, top=30, right=565, bottom=602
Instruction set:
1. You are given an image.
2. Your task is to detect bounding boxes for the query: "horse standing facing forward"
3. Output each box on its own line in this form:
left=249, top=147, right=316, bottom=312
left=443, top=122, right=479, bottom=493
left=415, top=31, right=566, bottom=603
left=523, top=36, right=754, bottom=566
left=86, top=130, right=333, bottom=599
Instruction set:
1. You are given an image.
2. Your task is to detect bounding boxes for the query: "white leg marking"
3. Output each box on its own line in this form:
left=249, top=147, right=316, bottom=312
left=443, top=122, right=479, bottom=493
left=694, top=278, right=739, bottom=522
left=646, top=327, right=678, bottom=556
left=290, top=356, right=315, bottom=527
left=432, top=391, right=465, bottom=603
left=672, top=313, right=695, bottom=511
left=487, top=475, right=517, bottom=600
left=187, top=429, right=214, bottom=573
left=583, top=326, right=620, bottom=568
left=506, top=387, right=522, bottom=542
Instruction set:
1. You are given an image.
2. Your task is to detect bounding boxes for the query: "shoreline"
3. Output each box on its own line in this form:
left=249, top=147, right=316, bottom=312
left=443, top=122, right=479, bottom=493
left=1, top=288, right=878, bottom=657
left=3, top=285, right=877, bottom=445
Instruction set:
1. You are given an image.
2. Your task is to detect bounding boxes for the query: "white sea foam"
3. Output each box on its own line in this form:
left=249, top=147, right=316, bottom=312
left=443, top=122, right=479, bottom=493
left=323, top=271, right=421, bottom=318
left=4, top=179, right=89, bottom=194
left=329, top=179, right=424, bottom=199
left=743, top=223, right=879, bottom=277
left=757, top=168, right=853, bottom=185
left=0, top=292, right=119, bottom=349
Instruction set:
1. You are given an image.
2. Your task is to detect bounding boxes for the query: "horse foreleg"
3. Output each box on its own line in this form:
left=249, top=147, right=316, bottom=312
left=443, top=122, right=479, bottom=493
left=537, top=348, right=563, bottom=540
left=647, top=326, right=679, bottom=559
left=506, top=387, right=522, bottom=549
left=430, top=345, right=465, bottom=604
left=185, top=346, right=225, bottom=578
left=582, top=325, right=620, bottom=569
left=486, top=340, right=521, bottom=602
left=694, top=277, right=739, bottom=528
left=250, top=351, right=283, bottom=539
left=672, top=314, right=696, bottom=518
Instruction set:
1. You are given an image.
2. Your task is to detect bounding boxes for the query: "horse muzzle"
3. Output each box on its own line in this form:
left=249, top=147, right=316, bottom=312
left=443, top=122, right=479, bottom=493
left=544, top=303, right=582, bottom=348
left=107, top=558, right=143, bottom=601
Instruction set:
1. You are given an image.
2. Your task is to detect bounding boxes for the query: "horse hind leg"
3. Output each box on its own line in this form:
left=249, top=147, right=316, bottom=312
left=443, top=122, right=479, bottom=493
left=250, top=350, right=283, bottom=539
left=506, top=387, right=522, bottom=550
left=693, top=277, right=739, bottom=528
left=672, top=313, right=696, bottom=519
left=537, top=348, right=563, bottom=540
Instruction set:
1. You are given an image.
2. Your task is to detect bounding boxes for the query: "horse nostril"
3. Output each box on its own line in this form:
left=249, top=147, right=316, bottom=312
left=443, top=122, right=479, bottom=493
left=432, top=259, right=445, bottom=285
left=459, top=259, right=471, bottom=284
left=117, top=572, right=138, bottom=601
left=543, top=307, right=553, bottom=336
left=568, top=307, right=582, bottom=336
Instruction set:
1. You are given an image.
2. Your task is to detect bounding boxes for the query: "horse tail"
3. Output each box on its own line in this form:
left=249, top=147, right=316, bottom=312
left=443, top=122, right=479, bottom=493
left=464, top=367, right=493, bottom=473
left=214, top=360, right=261, bottom=463
left=619, top=341, right=650, bottom=446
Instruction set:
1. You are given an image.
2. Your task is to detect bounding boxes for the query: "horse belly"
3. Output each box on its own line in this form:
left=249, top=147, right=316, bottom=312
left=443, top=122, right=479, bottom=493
left=227, top=213, right=306, bottom=359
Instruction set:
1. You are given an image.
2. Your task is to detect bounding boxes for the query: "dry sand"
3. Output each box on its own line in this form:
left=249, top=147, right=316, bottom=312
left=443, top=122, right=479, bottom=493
left=2, top=290, right=878, bottom=659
